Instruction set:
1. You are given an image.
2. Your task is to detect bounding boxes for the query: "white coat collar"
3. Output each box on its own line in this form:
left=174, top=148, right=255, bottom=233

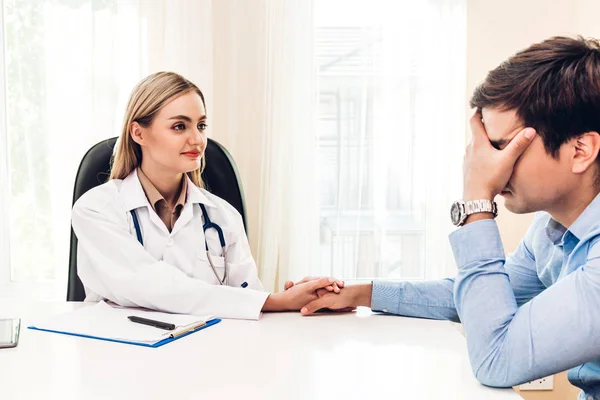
left=186, top=176, right=217, bottom=208
left=120, top=169, right=217, bottom=212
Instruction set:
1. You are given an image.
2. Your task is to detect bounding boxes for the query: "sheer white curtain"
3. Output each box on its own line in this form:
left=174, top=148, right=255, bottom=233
left=0, top=0, right=9, bottom=293
left=210, top=0, right=318, bottom=292
left=379, top=0, right=466, bottom=280
left=416, top=0, right=466, bottom=279
left=315, top=0, right=465, bottom=282
left=210, top=0, right=466, bottom=288
left=139, top=0, right=213, bottom=113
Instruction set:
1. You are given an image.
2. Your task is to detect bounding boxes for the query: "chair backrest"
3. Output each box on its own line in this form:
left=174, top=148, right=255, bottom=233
left=67, top=137, right=247, bottom=301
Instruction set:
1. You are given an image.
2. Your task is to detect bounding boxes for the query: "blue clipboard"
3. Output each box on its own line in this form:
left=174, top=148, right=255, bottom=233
left=28, top=318, right=221, bottom=348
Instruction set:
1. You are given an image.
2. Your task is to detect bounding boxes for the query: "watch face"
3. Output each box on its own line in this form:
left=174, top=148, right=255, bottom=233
left=450, top=202, right=461, bottom=225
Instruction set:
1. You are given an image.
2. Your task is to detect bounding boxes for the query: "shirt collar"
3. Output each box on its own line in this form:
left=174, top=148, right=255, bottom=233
left=566, top=191, right=600, bottom=241
left=119, top=169, right=216, bottom=211
left=186, top=175, right=217, bottom=208
left=137, top=168, right=187, bottom=212
left=545, top=218, right=567, bottom=245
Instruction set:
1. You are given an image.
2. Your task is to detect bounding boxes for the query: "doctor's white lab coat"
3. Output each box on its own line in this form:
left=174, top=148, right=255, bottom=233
left=71, top=169, right=269, bottom=320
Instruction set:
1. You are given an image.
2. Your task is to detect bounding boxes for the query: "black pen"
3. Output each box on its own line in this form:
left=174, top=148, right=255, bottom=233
left=127, top=316, right=176, bottom=331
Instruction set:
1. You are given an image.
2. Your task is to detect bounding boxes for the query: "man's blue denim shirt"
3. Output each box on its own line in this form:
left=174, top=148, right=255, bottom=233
left=371, top=193, right=600, bottom=400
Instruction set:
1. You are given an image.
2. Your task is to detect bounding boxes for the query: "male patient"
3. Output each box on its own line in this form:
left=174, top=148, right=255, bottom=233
left=292, top=36, right=600, bottom=399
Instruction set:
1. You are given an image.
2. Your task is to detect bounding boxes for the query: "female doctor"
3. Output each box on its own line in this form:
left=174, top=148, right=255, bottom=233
left=72, top=72, right=341, bottom=320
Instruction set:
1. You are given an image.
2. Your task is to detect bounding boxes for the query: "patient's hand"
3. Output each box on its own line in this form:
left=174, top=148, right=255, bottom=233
left=300, top=284, right=372, bottom=315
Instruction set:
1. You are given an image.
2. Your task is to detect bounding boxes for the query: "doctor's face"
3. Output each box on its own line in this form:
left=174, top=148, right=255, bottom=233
left=137, top=91, right=207, bottom=175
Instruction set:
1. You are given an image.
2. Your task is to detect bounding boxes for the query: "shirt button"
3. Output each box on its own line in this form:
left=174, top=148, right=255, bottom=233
left=166, top=238, right=174, bottom=247
left=383, top=309, right=388, bottom=313
left=587, top=396, right=594, bottom=400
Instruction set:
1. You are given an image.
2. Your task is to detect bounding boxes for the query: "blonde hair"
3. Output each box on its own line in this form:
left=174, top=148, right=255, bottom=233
left=110, top=71, right=206, bottom=187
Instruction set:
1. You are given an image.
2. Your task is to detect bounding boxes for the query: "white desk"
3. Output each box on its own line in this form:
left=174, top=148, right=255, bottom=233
left=0, top=301, right=521, bottom=400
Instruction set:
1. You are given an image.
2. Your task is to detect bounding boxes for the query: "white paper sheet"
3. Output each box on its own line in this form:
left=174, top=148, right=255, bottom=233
left=30, top=301, right=210, bottom=344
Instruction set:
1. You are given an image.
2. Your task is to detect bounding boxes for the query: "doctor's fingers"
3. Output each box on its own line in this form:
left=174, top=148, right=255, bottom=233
left=285, top=277, right=345, bottom=292
left=283, top=280, right=319, bottom=291
left=329, top=282, right=343, bottom=293
left=283, top=280, right=317, bottom=291
left=295, top=276, right=345, bottom=290
left=306, top=277, right=340, bottom=293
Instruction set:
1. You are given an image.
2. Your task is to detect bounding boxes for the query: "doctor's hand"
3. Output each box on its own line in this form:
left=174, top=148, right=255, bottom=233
left=284, top=276, right=345, bottom=297
left=300, top=283, right=373, bottom=316
left=463, top=110, right=536, bottom=201
left=262, top=278, right=343, bottom=312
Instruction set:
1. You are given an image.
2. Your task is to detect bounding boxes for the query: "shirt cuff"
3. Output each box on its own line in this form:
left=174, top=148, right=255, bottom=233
left=371, top=280, right=402, bottom=313
left=449, top=219, right=505, bottom=269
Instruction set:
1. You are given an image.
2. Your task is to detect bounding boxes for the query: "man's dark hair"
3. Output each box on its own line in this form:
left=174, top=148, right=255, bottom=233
left=470, top=36, right=600, bottom=157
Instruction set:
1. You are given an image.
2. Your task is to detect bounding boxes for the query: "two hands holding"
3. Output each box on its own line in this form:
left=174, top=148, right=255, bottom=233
left=262, top=277, right=373, bottom=316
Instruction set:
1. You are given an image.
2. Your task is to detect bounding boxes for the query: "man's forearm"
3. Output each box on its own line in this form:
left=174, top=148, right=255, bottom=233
left=351, top=283, right=373, bottom=308
left=369, top=279, right=459, bottom=321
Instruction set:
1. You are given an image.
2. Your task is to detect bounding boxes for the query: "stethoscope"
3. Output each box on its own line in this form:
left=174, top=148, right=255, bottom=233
left=130, top=203, right=229, bottom=286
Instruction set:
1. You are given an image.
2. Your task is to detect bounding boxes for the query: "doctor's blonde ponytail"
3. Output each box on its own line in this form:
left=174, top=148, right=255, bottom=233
left=110, top=72, right=206, bottom=187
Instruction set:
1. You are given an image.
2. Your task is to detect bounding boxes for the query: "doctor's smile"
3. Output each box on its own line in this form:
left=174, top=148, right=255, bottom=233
left=181, top=149, right=201, bottom=158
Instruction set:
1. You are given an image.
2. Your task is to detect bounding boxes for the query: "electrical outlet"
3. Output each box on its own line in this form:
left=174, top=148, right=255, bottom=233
left=519, top=375, right=554, bottom=391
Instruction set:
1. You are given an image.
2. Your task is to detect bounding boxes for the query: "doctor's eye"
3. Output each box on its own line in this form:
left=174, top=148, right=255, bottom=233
left=198, top=123, right=208, bottom=131
left=173, top=123, right=186, bottom=131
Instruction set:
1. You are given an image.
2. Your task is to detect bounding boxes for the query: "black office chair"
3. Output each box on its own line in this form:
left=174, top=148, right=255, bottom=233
left=67, top=137, right=247, bottom=301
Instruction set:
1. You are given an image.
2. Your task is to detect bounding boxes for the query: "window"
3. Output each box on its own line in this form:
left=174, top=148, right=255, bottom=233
left=315, top=0, right=466, bottom=281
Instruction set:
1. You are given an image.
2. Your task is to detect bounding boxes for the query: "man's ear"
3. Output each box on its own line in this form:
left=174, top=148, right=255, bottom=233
left=572, top=132, right=600, bottom=174
left=130, top=122, right=145, bottom=146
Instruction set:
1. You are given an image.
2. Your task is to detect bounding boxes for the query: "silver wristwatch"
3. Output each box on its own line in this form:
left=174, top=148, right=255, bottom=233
left=450, top=199, right=498, bottom=227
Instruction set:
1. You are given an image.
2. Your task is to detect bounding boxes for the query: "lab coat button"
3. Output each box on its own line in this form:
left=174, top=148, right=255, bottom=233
left=166, top=238, right=174, bottom=247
